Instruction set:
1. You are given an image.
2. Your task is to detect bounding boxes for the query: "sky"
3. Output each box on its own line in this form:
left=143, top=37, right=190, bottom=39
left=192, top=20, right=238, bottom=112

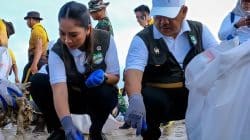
left=1, top=0, right=236, bottom=87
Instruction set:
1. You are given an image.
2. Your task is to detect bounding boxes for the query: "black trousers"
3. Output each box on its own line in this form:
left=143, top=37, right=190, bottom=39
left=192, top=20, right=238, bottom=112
left=141, top=86, right=188, bottom=140
left=29, top=73, right=118, bottom=138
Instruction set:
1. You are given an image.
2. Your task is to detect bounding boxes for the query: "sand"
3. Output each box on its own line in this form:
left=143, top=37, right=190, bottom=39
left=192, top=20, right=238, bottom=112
left=0, top=120, right=187, bottom=140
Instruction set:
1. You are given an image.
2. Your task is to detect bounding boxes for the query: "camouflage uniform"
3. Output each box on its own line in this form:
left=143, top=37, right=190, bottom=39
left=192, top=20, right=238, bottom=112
left=95, top=16, right=114, bottom=36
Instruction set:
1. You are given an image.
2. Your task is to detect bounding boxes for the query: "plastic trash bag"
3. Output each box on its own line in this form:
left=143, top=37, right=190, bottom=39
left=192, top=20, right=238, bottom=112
left=185, top=39, right=250, bottom=140
left=71, top=114, right=123, bottom=134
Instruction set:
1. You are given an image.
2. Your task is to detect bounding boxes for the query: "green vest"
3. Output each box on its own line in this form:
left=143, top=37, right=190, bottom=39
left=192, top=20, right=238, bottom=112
left=52, top=29, right=110, bottom=92
left=137, top=20, right=203, bottom=84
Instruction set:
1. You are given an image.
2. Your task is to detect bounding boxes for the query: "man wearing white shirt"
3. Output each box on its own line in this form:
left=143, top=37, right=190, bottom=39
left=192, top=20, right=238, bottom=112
left=124, top=0, right=218, bottom=139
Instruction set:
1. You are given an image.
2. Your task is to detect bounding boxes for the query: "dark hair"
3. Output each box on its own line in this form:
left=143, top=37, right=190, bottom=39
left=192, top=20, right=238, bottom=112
left=58, top=1, right=93, bottom=65
left=58, top=1, right=91, bottom=29
left=134, top=5, right=150, bottom=14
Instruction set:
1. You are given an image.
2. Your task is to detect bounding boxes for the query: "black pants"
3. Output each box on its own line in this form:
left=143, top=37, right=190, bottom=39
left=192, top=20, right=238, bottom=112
left=30, top=73, right=118, bottom=138
left=141, top=86, right=188, bottom=140
left=21, top=57, right=47, bottom=83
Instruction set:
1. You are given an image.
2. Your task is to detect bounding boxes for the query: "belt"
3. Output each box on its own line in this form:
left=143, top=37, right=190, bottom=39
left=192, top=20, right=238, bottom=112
left=146, top=82, right=183, bottom=88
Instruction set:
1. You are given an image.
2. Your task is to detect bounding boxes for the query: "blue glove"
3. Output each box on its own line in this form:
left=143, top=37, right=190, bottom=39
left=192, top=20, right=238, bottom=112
left=60, top=116, right=84, bottom=140
left=125, top=94, right=146, bottom=136
left=85, top=69, right=105, bottom=88
left=226, top=34, right=234, bottom=40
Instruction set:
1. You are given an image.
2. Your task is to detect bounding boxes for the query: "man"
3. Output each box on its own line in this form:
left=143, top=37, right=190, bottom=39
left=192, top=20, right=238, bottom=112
left=124, top=0, right=218, bottom=139
left=134, top=5, right=154, bottom=28
left=88, top=0, right=114, bottom=35
left=22, top=11, right=49, bottom=83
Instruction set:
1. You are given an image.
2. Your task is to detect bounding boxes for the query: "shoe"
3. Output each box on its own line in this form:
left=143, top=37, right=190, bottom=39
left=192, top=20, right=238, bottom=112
left=88, top=133, right=107, bottom=140
left=47, top=129, right=65, bottom=140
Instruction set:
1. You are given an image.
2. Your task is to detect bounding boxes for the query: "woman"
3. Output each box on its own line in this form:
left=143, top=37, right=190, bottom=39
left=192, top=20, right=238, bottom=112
left=218, top=0, right=250, bottom=44
left=30, top=1, right=120, bottom=140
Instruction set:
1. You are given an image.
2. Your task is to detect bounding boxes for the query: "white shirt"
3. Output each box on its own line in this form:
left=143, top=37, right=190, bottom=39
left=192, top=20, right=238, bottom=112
left=49, top=36, right=120, bottom=85
left=218, top=13, right=250, bottom=44
left=125, top=20, right=218, bottom=71
left=0, top=47, right=12, bottom=80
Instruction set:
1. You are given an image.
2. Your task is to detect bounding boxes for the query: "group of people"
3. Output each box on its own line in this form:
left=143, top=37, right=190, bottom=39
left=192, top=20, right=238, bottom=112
left=0, top=0, right=250, bottom=140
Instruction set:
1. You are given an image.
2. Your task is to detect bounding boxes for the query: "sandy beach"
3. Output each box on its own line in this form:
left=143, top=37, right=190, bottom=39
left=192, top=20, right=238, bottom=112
left=0, top=120, right=187, bottom=140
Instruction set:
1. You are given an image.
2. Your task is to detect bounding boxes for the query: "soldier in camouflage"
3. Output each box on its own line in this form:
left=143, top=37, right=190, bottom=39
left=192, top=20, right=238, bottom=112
left=88, top=0, right=114, bottom=36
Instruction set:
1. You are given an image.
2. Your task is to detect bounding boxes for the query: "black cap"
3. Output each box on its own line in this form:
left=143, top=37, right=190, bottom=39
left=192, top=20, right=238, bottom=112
left=88, top=0, right=109, bottom=12
left=24, top=11, right=43, bottom=20
left=2, top=20, right=15, bottom=38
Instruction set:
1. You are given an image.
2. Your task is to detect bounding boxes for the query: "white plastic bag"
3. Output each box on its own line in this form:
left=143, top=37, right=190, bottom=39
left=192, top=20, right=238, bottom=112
left=185, top=40, right=250, bottom=140
left=71, top=114, right=122, bottom=134
left=0, top=47, right=12, bottom=79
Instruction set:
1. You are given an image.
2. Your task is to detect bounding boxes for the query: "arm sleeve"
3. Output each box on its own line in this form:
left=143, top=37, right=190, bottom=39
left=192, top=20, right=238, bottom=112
left=32, top=27, right=47, bottom=42
left=31, top=26, right=48, bottom=52
left=125, top=36, right=148, bottom=72
left=48, top=51, right=67, bottom=85
left=202, top=24, right=219, bottom=49
left=218, top=13, right=237, bottom=41
left=105, top=36, right=120, bottom=75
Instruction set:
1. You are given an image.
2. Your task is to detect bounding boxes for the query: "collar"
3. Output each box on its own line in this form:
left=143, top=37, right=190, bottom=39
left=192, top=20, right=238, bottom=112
left=153, top=20, right=191, bottom=39
left=148, top=18, right=154, bottom=26
left=68, top=48, right=84, bottom=57
left=32, top=23, right=42, bottom=29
